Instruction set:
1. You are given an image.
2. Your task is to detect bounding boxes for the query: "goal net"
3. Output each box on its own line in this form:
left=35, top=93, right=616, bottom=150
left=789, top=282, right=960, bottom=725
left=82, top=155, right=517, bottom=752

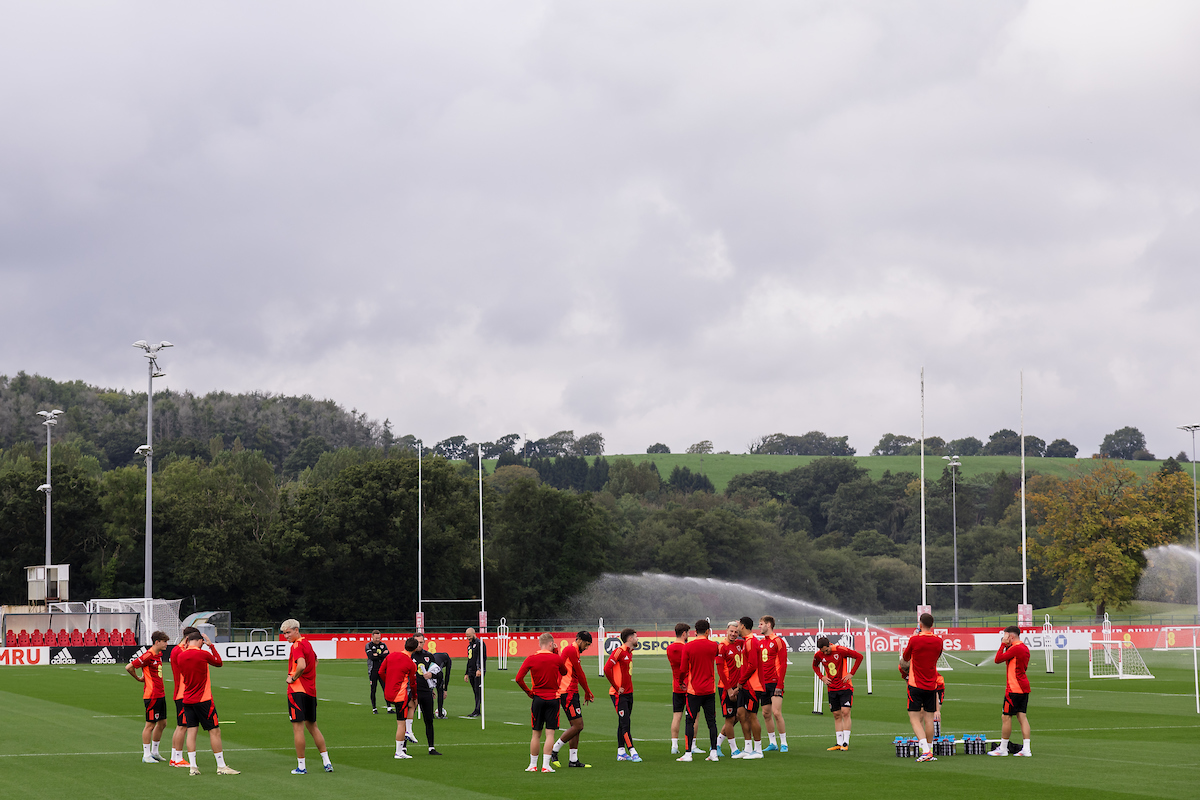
left=1153, top=627, right=1200, bottom=651
left=1089, top=639, right=1154, bottom=679
left=87, top=598, right=183, bottom=645
left=937, top=653, right=954, bottom=672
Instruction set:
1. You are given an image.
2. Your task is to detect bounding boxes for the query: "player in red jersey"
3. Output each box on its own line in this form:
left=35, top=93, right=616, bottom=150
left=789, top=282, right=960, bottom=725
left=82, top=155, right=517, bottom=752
left=126, top=630, right=170, bottom=763
left=167, top=626, right=198, bottom=768
left=734, top=616, right=764, bottom=759
left=813, top=636, right=864, bottom=751
left=989, top=625, right=1032, bottom=757
left=715, top=621, right=743, bottom=756
left=282, top=619, right=333, bottom=774
left=757, top=616, right=788, bottom=752
left=550, top=631, right=596, bottom=769
left=516, top=633, right=569, bottom=773
left=379, top=638, right=420, bottom=759
left=899, top=613, right=944, bottom=762
left=604, top=627, right=641, bottom=762
left=174, top=631, right=239, bottom=775
left=675, top=619, right=721, bottom=762
left=666, top=622, right=694, bottom=755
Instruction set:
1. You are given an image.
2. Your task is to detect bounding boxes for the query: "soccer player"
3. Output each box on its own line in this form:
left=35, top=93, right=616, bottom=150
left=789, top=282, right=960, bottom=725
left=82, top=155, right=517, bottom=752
left=989, top=625, right=1032, bottom=757
left=174, top=631, right=239, bottom=775
left=464, top=627, right=486, bottom=717
left=407, top=634, right=443, bottom=754
left=899, top=613, right=944, bottom=763
left=379, top=637, right=419, bottom=759
left=167, top=626, right=199, bottom=768
left=933, top=671, right=945, bottom=737
left=604, top=627, right=641, bottom=762
left=550, top=631, right=596, bottom=769
left=282, top=619, right=333, bottom=774
left=516, top=632, right=569, bottom=773
left=757, top=615, right=787, bottom=752
left=433, top=649, right=452, bottom=718
left=813, top=635, right=864, bottom=751
left=366, top=630, right=389, bottom=714
left=666, top=622, right=693, bottom=754
left=676, top=619, right=721, bottom=762
left=716, top=621, right=743, bottom=757
left=734, top=616, right=764, bottom=759
left=126, top=630, right=170, bottom=763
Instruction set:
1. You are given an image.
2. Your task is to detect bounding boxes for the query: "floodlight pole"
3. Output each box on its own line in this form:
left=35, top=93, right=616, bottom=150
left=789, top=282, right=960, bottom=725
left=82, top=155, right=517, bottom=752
left=1179, top=424, right=1200, bottom=625
left=133, top=340, right=172, bottom=600
left=1020, top=372, right=1027, bottom=606
left=943, top=455, right=961, bottom=627
left=418, top=440, right=423, bottom=615
left=37, top=409, right=62, bottom=603
left=920, top=368, right=927, bottom=609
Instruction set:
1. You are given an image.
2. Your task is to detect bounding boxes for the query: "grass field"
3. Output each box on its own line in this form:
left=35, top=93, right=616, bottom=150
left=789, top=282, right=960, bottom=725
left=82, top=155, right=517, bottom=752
left=480, top=454, right=1171, bottom=493
left=2, top=650, right=1198, bottom=799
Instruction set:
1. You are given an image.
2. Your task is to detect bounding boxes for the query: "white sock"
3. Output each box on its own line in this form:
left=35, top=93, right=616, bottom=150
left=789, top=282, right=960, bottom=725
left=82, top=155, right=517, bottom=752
left=630, top=748, right=639, bottom=757
left=617, top=747, right=626, bottom=756
left=171, top=749, right=182, bottom=763
left=671, top=737, right=679, bottom=752
left=780, top=734, right=788, bottom=746
left=187, top=751, right=197, bottom=768
left=406, top=719, right=413, bottom=735
left=1022, top=738, right=1031, bottom=753
left=1000, top=738, right=1009, bottom=750
left=297, top=757, right=306, bottom=770
left=844, top=731, right=851, bottom=746
left=552, top=738, right=563, bottom=753
left=143, top=743, right=151, bottom=757
left=717, top=733, right=727, bottom=749
left=150, top=740, right=160, bottom=755
left=543, top=753, right=552, bottom=769
left=569, top=748, right=578, bottom=762
left=919, top=738, right=930, bottom=754
left=396, top=741, right=405, bottom=756
left=320, top=751, right=331, bottom=766
left=836, top=731, right=844, bottom=746
left=768, top=732, right=777, bottom=746
left=529, top=754, right=538, bottom=769
left=751, top=739, right=759, bottom=753
left=214, top=752, right=226, bottom=769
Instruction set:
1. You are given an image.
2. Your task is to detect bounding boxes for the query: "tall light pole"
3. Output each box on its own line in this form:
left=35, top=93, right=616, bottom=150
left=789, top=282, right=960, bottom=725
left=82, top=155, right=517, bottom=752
left=942, top=454, right=962, bottom=626
left=133, top=340, right=173, bottom=599
left=1179, top=425, right=1200, bottom=624
left=36, top=409, right=64, bottom=604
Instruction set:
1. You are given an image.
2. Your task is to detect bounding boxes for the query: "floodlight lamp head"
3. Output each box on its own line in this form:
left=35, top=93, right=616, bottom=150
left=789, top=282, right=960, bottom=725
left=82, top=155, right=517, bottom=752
left=132, top=340, right=149, bottom=350
left=152, top=371, right=166, bottom=379
left=36, top=484, right=51, bottom=493
left=1180, top=424, right=1200, bottom=433
left=135, top=444, right=153, bottom=456
left=158, top=341, right=173, bottom=349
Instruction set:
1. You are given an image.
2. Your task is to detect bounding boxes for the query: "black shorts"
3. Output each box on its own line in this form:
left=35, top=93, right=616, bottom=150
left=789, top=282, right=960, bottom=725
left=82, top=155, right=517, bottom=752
left=828, top=689, right=853, bottom=711
left=182, top=700, right=219, bottom=731
left=672, top=691, right=687, bottom=713
left=393, top=697, right=410, bottom=719
left=937, top=686, right=945, bottom=704
left=174, top=698, right=186, bottom=726
left=738, top=688, right=759, bottom=713
left=560, top=692, right=583, bottom=722
left=763, top=682, right=778, bottom=703
left=1003, top=692, right=1029, bottom=716
left=288, top=692, right=318, bottom=723
left=530, top=696, right=560, bottom=731
left=720, top=689, right=738, bottom=719
left=906, top=686, right=937, bottom=713
left=144, top=696, right=167, bottom=723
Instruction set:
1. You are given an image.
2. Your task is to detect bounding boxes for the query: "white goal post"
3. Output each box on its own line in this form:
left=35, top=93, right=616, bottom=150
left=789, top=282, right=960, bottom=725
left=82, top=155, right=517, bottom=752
left=1089, top=639, right=1154, bottom=680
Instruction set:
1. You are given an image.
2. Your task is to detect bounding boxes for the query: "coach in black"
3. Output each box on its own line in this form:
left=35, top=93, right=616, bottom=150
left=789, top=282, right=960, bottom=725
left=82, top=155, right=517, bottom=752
left=433, top=650, right=453, bottom=718
left=465, top=627, right=486, bottom=718
left=366, top=630, right=389, bottom=714
left=410, top=634, right=442, bottom=755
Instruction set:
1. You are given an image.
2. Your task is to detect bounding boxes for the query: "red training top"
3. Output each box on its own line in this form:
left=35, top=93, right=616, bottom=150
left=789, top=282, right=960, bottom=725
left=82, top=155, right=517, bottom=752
left=517, top=651, right=567, bottom=700
left=131, top=649, right=165, bottom=699
left=378, top=651, right=417, bottom=705
left=812, top=645, right=864, bottom=692
left=717, top=637, right=742, bottom=690
left=169, top=644, right=188, bottom=701
left=288, top=637, right=318, bottom=695
left=604, top=644, right=634, bottom=696
left=739, top=635, right=763, bottom=691
left=557, top=644, right=593, bottom=699
left=174, top=644, right=222, bottom=704
left=667, top=640, right=687, bottom=694
left=902, top=631, right=944, bottom=691
left=775, top=636, right=789, bottom=689
left=759, top=634, right=783, bottom=684
left=681, top=635, right=720, bottom=695
left=995, top=640, right=1031, bottom=693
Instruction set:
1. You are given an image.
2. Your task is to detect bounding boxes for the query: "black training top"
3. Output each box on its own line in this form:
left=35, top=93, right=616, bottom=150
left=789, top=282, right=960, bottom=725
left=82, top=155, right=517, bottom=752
left=365, top=640, right=389, bottom=670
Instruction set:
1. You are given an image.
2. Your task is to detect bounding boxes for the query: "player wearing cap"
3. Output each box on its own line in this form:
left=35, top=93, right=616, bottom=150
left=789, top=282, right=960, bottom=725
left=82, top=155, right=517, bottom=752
left=757, top=616, right=788, bottom=752
left=604, top=628, right=641, bottom=762
left=666, top=622, right=695, bottom=755
left=715, top=622, right=743, bottom=756
left=126, top=630, right=170, bottom=763
left=734, top=616, right=764, bottom=759
left=379, top=638, right=419, bottom=759
left=550, top=631, right=596, bottom=769
left=899, top=613, right=943, bottom=763
left=174, top=631, right=239, bottom=776
left=516, top=633, right=569, bottom=773
left=366, top=631, right=390, bottom=714
left=282, top=619, right=332, bottom=774
left=989, top=625, right=1032, bottom=757
left=676, top=619, right=721, bottom=763
left=813, top=636, right=864, bottom=751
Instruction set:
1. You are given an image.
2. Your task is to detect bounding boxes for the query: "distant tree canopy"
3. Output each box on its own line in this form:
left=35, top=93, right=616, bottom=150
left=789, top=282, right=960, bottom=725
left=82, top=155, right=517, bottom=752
left=1100, top=427, right=1148, bottom=460
left=750, top=431, right=855, bottom=457
left=646, top=443, right=671, bottom=454
left=1045, top=438, right=1078, bottom=459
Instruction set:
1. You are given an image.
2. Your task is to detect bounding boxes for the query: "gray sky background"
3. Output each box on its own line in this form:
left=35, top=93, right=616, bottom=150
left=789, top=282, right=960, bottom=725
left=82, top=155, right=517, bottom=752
left=3, top=1, right=1199, bottom=457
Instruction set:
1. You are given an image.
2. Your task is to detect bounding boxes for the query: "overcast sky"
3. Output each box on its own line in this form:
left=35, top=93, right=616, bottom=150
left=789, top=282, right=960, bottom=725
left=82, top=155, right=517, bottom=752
left=3, top=1, right=1199, bottom=457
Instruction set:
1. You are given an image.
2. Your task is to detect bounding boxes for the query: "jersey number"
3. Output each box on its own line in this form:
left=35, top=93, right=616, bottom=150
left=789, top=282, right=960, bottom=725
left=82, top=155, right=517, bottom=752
left=761, top=649, right=769, bottom=663
left=734, top=655, right=742, bottom=668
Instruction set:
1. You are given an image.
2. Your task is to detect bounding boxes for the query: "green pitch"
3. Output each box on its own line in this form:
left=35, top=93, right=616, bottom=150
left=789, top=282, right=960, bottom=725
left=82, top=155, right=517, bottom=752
left=1, top=651, right=1197, bottom=799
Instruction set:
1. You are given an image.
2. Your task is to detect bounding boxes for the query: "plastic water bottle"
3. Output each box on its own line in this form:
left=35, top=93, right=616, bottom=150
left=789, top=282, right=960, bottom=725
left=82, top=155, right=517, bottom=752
left=894, top=737, right=904, bottom=757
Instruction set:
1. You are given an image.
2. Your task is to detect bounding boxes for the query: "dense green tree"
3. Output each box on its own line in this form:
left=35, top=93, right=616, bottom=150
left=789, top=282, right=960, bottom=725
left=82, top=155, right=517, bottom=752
left=646, top=443, right=671, bottom=454
left=1045, top=438, right=1078, bottom=458
left=1099, top=426, right=1148, bottom=460
left=282, top=435, right=330, bottom=477
left=872, top=433, right=917, bottom=456
left=751, top=431, right=855, bottom=456
left=983, top=429, right=1022, bottom=456
left=947, top=436, right=983, bottom=456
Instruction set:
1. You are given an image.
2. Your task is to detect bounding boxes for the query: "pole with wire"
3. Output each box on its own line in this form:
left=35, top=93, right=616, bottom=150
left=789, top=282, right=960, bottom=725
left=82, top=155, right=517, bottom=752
left=36, top=409, right=63, bottom=603
left=1180, top=424, right=1200, bottom=627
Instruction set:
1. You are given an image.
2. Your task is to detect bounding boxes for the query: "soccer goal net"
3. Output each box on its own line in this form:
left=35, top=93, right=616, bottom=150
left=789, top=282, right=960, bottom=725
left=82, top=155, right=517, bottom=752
left=87, top=598, right=183, bottom=645
left=1153, top=627, right=1200, bottom=652
left=937, top=653, right=953, bottom=672
left=1089, top=639, right=1154, bottom=679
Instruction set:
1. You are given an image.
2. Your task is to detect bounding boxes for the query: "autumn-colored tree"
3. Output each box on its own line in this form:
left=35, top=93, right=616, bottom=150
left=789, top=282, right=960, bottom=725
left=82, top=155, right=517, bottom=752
left=1028, top=461, right=1193, bottom=617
